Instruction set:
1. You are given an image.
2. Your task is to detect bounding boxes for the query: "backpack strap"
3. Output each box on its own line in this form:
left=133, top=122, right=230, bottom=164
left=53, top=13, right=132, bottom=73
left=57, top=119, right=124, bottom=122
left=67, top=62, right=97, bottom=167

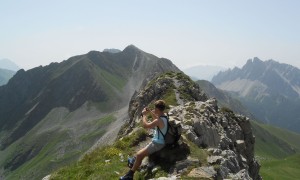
left=157, top=115, right=169, bottom=139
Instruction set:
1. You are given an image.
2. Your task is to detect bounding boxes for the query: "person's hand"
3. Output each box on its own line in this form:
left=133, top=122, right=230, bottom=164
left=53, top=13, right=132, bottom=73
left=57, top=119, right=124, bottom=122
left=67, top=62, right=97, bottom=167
left=142, top=107, right=149, bottom=116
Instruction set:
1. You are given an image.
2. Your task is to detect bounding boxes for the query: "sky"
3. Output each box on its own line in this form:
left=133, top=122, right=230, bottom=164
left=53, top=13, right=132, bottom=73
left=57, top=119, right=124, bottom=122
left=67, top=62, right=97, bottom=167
left=1, top=0, right=300, bottom=70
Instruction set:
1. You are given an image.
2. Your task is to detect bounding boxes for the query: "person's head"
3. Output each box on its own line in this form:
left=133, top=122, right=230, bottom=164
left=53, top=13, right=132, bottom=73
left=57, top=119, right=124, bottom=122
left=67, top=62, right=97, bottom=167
left=154, top=100, right=166, bottom=114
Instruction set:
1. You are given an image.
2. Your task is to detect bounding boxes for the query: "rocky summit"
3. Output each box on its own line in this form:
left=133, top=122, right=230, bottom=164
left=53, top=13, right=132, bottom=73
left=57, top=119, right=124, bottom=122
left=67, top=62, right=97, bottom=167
left=118, top=72, right=261, bottom=179
left=171, top=100, right=260, bottom=179
left=49, top=72, right=261, bottom=179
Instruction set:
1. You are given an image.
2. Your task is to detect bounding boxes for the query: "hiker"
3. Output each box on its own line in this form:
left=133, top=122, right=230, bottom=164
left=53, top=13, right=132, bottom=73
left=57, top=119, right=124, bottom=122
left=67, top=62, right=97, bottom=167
left=120, top=100, right=168, bottom=180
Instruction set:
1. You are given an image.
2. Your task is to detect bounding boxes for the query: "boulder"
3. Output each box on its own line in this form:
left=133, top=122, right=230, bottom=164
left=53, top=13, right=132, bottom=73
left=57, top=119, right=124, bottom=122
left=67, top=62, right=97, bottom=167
left=229, top=169, right=252, bottom=180
left=187, top=166, right=217, bottom=179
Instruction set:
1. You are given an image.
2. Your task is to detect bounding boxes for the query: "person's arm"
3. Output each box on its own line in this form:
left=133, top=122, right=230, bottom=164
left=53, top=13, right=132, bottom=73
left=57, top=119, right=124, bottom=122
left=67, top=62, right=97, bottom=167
left=141, top=108, right=159, bottom=129
left=149, top=109, right=158, bottom=120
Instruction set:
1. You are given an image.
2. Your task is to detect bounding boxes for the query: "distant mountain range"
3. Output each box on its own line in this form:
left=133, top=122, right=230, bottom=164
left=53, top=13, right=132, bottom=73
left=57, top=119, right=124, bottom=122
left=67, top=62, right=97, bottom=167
left=212, top=57, right=300, bottom=133
left=0, top=59, right=20, bottom=71
left=0, top=45, right=180, bottom=179
left=196, top=80, right=254, bottom=119
left=183, top=65, right=227, bottom=81
left=2, top=49, right=299, bottom=179
left=0, top=68, right=15, bottom=86
left=0, top=59, right=19, bottom=86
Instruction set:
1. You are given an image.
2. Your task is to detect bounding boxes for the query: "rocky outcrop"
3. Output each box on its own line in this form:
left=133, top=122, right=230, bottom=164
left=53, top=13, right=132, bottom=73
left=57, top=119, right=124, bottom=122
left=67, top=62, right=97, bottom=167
left=120, top=72, right=207, bottom=136
left=120, top=72, right=261, bottom=179
left=168, top=99, right=261, bottom=179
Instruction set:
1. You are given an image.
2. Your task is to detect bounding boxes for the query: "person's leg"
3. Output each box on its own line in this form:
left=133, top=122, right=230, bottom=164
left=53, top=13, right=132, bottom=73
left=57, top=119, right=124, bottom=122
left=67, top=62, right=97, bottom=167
left=120, top=147, right=149, bottom=180
left=131, top=146, right=149, bottom=172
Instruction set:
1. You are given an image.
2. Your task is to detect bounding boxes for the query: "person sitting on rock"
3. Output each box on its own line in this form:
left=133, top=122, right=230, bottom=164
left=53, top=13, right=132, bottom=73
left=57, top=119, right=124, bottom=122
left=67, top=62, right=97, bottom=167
left=120, top=100, right=168, bottom=180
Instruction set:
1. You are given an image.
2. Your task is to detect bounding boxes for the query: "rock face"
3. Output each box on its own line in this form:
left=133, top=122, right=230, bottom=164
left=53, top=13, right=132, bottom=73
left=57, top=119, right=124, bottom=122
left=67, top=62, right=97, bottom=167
left=121, top=72, right=261, bottom=179
left=169, top=100, right=260, bottom=179
left=120, top=72, right=207, bottom=135
left=196, top=80, right=255, bottom=119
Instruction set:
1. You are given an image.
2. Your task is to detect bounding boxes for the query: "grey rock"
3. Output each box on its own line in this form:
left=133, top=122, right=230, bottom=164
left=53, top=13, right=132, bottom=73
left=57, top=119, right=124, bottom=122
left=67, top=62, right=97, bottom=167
left=221, top=117, right=228, bottom=128
left=207, top=148, right=222, bottom=156
left=221, top=156, right=240, bottom=173
left=221, top=150, right=236, bottom=158
left=207, top=156, right=223, bottom=164
left=229, top=169, right=252, bottom=180
left=42, top=175, right=51, bottom=180
left=127, top=87, right=261, bottom=180
left=149, top=176, right=178, bottom=180
left=188, top=166, right=216, bottom=179
left=236, top=140, right=246, bottom=153
left=175, top=157, right=199, bottom=171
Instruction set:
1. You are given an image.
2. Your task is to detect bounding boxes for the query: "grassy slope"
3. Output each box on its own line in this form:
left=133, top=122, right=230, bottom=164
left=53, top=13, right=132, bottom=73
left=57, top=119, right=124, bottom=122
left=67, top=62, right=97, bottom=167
left=4, top=113, right=116, bottom=180
left=50, top=128, right=208, bottom=180
left=259, top=154, right=300, bottom=180
left=252, top=120, right=300, bottom=179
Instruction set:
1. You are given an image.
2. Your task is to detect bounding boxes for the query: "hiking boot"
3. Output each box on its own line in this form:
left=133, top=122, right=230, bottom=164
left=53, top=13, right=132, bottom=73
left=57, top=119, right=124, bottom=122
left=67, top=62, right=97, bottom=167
left=127, top=156, right=136, bottom=168
left=119, top=174, right=133, bottom=180
left=119, top=170, right=134, bottom=180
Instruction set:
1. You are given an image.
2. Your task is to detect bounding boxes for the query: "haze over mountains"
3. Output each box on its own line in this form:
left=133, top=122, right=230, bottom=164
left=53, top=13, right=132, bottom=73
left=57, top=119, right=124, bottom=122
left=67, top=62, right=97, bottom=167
left=0, top=59, right=20, bottom=71
left=212, top=57, right=300, bottom=133
left=0, top=45, right=180, bottom=179
left=0, top=59, right=19, bottom=86
left=183, top=65, right=227, bottom=81
left=0, top=69, right=15, bottom=86
left=1, top=46, right=299, bottom=179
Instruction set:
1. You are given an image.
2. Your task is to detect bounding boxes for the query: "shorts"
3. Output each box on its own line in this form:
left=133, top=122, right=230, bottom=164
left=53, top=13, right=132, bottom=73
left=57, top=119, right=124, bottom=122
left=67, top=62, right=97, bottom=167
left=145, top=141, right=165, bottom=155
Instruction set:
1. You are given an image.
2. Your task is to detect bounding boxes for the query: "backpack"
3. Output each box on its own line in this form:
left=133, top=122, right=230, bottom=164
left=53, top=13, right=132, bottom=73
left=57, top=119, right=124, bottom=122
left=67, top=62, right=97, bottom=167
left=157, top=114, right=181, bottom=148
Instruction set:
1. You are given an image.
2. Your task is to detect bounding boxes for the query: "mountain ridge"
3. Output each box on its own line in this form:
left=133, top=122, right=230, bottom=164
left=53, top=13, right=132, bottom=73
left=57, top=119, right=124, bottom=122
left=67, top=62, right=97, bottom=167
left=50, top=72, right=261, bottom=180
left=212, top=57, right=300, bottom=133
left=0, top=45, right=180, bottom=179
left=0, top=68, right=15, bottom=86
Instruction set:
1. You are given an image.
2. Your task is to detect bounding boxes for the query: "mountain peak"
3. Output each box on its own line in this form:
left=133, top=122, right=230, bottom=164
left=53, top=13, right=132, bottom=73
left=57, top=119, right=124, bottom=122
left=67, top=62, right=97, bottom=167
left=244, top=57, right=263, bottom=68
left=253, top=57, right=262, bottom=62
left=212, top=58, right=300, bottom=133
left=123, top=44, right=143, bottom=53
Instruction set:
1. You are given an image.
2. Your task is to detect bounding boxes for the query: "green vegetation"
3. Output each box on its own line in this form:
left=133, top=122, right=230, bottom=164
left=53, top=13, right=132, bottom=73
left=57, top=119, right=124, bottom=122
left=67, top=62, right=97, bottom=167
left=252, top=120, right=300, bottom=159
left=259, top=153, right=300, bottom=180
left=252, top=120, right=300, bottom=179
left=220, top=107, right=234, bottom=114
left=4, top=114, right=117, bottom=180
left=50, top=128, right=148, bottom=180
left=97, top=68, right=127, bottom=90
left=50, top=129, right=208, bottom=180
left=175, top=72, right=191, bottom=82
left=162, top=87, right=178, bottom=107
left=186, top=137, right=208, bottom=165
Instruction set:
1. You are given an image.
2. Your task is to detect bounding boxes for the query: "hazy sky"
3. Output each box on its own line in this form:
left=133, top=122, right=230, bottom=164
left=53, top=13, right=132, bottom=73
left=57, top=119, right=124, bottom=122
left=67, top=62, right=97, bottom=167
left=1, top=0, right=300, bottom=70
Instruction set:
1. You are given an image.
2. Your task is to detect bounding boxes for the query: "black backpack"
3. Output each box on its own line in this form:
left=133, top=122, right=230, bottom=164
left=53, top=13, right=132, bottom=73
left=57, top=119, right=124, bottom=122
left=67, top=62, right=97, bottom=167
left=157, top=114, right=181, bottom=148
